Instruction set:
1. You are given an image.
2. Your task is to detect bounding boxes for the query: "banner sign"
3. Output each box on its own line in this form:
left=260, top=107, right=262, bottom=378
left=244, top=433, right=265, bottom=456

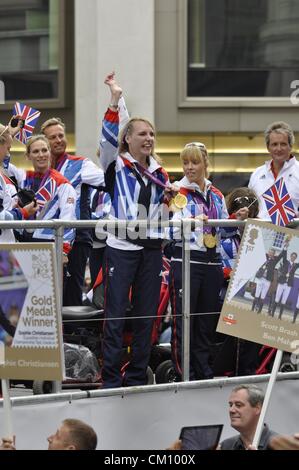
left=217, top=220, right=299, bottom=355
left=0, top=243, right=64, bottom=380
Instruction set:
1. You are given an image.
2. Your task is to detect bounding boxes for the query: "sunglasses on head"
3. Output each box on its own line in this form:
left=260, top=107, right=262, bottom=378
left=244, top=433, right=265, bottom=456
left=231, top=196, right=255, bottom=212
left=185, top=142, right=206, bottom=150
left=233, top=196, right=254, bottom=204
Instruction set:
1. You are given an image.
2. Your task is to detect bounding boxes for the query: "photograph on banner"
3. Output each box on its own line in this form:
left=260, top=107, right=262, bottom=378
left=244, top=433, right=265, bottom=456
left=217, top=219, right=299, bottom=354
left=0, top=243, right=64, bottom=380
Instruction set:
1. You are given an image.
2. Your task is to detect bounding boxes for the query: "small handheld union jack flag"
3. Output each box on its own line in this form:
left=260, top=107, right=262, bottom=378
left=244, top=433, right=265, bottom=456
left=35, top=177, right=57, bottom=209
left=262, top=177, right=296, bottom=226
left=13, top=102, right=41, bottom=144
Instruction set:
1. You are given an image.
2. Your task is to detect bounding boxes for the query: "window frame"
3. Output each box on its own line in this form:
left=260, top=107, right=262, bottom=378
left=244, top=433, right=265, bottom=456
left=0, top=0, right=66, bottom=110
left=178, top=0, right=294, bottom=108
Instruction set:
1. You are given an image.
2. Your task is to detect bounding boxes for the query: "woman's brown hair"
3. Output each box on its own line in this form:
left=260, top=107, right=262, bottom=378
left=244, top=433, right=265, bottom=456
left=226, top=187, right=259, bottom=218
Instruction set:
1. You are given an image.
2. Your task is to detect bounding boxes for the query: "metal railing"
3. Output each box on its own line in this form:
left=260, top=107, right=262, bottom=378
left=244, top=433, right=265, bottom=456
left=1, top=217, right=298, bottom=384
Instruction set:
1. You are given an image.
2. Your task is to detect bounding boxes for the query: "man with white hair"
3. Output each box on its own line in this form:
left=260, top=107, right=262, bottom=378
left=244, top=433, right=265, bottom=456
left=249, top=121, right=299, bottom=219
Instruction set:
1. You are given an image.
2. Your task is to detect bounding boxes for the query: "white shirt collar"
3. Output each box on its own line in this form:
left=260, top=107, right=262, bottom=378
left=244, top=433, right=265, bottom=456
left=175, top=176, right=212, bottom=196
left=265, top=155, right=297, bottom=171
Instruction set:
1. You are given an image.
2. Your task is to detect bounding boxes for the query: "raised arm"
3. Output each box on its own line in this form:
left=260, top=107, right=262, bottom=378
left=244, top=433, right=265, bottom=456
left=274, top=239, right=289, bottom=266
left=7, top=115, right=24, bottom=139
left=99, top=72, right=129, bottom=171
left=105, top=71, right=123, bottom=112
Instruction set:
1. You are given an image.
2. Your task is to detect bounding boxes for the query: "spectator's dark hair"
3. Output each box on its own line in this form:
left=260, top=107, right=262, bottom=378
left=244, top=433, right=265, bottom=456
left=226, top=187, right=259, bottom=218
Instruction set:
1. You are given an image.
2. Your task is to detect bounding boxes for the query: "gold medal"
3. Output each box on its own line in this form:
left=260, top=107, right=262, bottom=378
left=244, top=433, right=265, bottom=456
left=173, top=193, right=188, bottom=209
left=203, top=233, right=217, bottom=248
left=169, top=199, right=179, bottom=212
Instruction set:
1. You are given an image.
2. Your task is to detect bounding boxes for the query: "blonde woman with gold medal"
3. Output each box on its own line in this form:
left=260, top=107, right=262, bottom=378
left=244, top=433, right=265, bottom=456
left=168, top=142, right=247, bottom=381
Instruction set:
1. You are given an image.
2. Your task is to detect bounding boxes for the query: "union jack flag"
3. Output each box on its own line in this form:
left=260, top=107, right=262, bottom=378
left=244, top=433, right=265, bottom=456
left=262, top=177, right=296, bottom=226
left=13, top=102, right=41, bottom=144
left=35, top=177, right=57, bottom=208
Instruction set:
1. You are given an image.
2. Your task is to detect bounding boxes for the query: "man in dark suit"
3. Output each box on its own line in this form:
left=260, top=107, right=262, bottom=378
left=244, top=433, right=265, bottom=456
left=252, top=248, right=285, bottom=313
left=272, top=251, right=299, bottom=319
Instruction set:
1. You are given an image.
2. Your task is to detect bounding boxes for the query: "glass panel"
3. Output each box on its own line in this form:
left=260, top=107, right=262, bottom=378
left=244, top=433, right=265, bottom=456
left=188, top=0, right=205, bottom=67
left=273, top=233, right=285, bottom=249
left=187, top=0, right=299, bottom=97
left=0, top=0, right=60, bottom=100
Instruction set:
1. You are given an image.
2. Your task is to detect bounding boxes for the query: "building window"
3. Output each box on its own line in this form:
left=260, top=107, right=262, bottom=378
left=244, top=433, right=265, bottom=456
left=0, top=0, right=64, bottom=104
left=273, top=232, right=285, bottom=250
left=187, top=0, right=299, bottom=98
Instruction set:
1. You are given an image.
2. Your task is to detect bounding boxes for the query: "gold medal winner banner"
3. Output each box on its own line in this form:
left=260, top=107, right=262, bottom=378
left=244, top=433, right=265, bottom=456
left=0, top=243, right=64, bottom=380
left=217, top=219, right=299, bottom=355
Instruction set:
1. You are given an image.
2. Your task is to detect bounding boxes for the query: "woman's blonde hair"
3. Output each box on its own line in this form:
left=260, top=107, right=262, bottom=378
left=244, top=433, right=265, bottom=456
left=180, top=142, right=210, bottom=178
left=25, top=134, right=51, bottom=158
left=119, top=117, right=162, bottom=165
left=0, top=124, right=10, bottom=145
